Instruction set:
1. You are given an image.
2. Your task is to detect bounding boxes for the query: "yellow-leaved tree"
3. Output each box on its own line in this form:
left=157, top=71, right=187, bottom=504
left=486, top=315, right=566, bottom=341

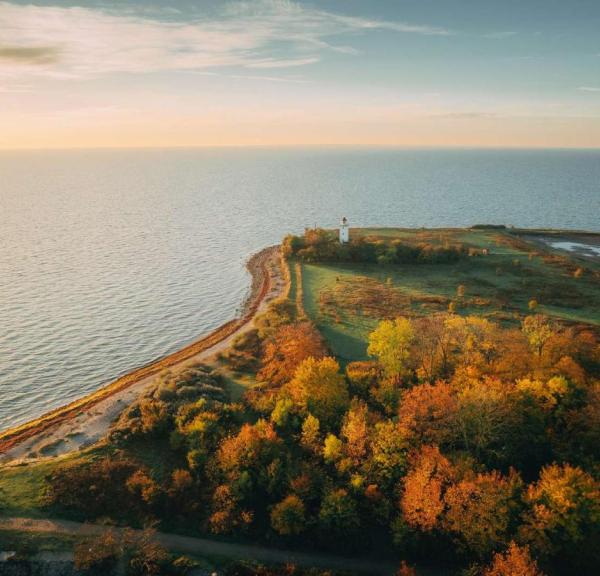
left=285, top=356, right=349, bottom=426
left=367, top=317, right=415, bottom=380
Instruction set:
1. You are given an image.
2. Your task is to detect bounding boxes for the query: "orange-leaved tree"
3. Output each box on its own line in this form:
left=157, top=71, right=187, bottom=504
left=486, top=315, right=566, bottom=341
left=258, top=321, right=327, bottom=386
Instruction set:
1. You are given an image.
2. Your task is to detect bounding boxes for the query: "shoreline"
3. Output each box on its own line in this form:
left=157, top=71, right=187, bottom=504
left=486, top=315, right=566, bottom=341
left=0, top=245, right=283, bottom=457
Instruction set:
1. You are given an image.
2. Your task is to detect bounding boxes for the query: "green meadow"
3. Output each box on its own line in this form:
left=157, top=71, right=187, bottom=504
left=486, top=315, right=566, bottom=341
left=295, top=228, right=600, bottom=361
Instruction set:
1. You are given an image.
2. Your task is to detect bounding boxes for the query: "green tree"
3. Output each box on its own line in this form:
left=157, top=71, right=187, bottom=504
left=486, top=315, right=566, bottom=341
left=319, top=488, right=360, bottom=540
left=270, top=494, right=306, bottom=536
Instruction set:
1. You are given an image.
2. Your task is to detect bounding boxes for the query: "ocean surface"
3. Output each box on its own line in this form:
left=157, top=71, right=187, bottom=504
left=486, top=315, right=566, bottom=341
left=1, top=148, right=599, bottom=430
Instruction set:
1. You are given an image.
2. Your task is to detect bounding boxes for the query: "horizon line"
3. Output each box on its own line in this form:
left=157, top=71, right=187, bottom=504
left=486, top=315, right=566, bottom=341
left=2, top=143, right=600, bottom=152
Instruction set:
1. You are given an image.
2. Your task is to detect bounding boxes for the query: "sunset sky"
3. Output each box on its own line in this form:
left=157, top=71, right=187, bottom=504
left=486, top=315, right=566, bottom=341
left=1, top=0, right=600, bottom=149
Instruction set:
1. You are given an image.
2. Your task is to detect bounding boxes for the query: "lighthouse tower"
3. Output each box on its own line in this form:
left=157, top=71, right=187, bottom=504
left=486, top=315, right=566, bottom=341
left=339, top=217, right=350, bottom=244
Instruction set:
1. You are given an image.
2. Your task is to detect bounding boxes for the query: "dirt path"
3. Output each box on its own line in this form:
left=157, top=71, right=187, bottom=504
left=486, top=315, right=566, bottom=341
left=0, top=246, right=286, bottom=462
left=0, top=517, right=398, bottom=575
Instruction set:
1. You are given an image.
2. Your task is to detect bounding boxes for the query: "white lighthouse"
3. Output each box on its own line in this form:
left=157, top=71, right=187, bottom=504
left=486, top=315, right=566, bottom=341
left=339, top=216, right=350, bottom=244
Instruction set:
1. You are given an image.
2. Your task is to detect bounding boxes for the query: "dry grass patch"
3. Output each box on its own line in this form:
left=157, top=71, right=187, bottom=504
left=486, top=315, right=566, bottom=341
left=319, top=276, right=412, bottom=321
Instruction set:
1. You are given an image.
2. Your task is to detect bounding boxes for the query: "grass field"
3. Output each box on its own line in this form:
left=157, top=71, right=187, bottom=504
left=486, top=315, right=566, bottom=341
left=296, top=228, right=600, bottom=361
left=0, top=448, right=102, bottom=518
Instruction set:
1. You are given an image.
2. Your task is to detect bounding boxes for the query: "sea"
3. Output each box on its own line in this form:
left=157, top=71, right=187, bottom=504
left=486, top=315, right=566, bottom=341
left=1, top=147, right=599, bottom=430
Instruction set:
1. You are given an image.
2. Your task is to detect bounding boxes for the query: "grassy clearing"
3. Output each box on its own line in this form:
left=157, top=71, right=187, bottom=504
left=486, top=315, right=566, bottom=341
left=299, top=229, right=600, bottom=360
left=0, top=448, right=104, bottom=517
left=0, top=440, right=183, bottom=520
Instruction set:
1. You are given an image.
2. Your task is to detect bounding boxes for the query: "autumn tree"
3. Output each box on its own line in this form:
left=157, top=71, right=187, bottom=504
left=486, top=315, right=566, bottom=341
left=396, top=561, right=417, bottom=576
left=209, top=484, right=253, bottom=535
left=258, top=322, right=328, bottom=386
left=522, top=315, right=554, bottom=359
left=411, top=314, right=455, bottom=381
left=516, top=376, right=570, bottom=411
left=323, top=433, right=343, bottom=464
left=400, top=445, right=455, bottom=531
left=270, top=494, right=306, bottom=536
left=216, top=419, right=285, bottom=504
left=398, top=381, right=458, bottom=448
left=368, top=317, right=415, bottom=380
left=126, top=470, right=161, bottom=508
left=445, top=315, right=503, bottom=373
left=369, top=420, right=408, bottom=488
left=300, top=413, right=321, bottom=454
left=284, top=356, right=349, bottom=426
left=341, top=400, right=371, bottom=465
left=453, top=377, right=514, bottom=467
left=520, top=463, right=600, bottom=567
left=483, top=542, right=545, bottom=576
left=442, top=470, right=523, bottom=558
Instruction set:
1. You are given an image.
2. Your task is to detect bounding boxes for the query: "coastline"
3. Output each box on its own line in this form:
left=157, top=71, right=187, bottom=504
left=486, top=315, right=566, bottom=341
left=0, top=245, right=284, bottom=458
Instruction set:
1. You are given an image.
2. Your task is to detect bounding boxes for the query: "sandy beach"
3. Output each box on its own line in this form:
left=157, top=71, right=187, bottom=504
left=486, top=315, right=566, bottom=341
left=0, top=246, right=286, bottom=462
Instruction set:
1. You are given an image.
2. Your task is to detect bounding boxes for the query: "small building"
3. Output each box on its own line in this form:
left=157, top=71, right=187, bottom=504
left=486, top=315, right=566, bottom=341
left=339, top=216, right=350, bottom=244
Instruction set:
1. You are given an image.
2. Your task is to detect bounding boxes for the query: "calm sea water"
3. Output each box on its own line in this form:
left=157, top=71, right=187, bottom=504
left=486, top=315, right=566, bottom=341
left=1, top=148, right=599, bottom=430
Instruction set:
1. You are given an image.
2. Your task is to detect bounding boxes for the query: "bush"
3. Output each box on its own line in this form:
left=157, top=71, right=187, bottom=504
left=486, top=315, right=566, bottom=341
left=46, top=458, right=142, bottom=520
left=110, top=364, right=226, bottom=443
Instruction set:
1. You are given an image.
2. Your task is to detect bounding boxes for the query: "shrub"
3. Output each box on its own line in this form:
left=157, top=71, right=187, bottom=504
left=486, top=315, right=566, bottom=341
left=224, top=329, right=262, bottom=372
left=46, top=458, right=142, bottom=520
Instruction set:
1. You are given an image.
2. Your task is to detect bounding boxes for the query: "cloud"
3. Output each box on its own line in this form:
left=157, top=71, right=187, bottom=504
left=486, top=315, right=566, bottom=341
left=431, top=111, right=500, bottom=120
left=0, top=0, right=452, bottom=80
left=0, top=45, right=60, bottom=64
left=194, top=70, right=311, bottom=84
left=246, top=56, right=320, bottom=68
left=578, top=86, right=600, bottom=92
left=482, top=31, right=517, bottom=39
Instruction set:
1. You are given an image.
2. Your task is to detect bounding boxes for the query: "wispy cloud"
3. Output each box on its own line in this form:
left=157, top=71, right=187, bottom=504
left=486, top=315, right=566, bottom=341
left=578, top=86, right=600, bottom=92
left=0, top=0, right=452, bottom=81
left=430, top=111, right=500, bottom=120
left=194, top=70, right=311, bottom=84
left=245, top=57, right=320, bottom=69
left=0, top=45, right=60, bottom=64
left=482, top=31, right=517, bottom=39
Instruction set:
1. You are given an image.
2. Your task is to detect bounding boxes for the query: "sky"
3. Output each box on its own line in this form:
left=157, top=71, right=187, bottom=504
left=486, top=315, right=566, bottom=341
left=1, top=0, right=599, bottom=149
